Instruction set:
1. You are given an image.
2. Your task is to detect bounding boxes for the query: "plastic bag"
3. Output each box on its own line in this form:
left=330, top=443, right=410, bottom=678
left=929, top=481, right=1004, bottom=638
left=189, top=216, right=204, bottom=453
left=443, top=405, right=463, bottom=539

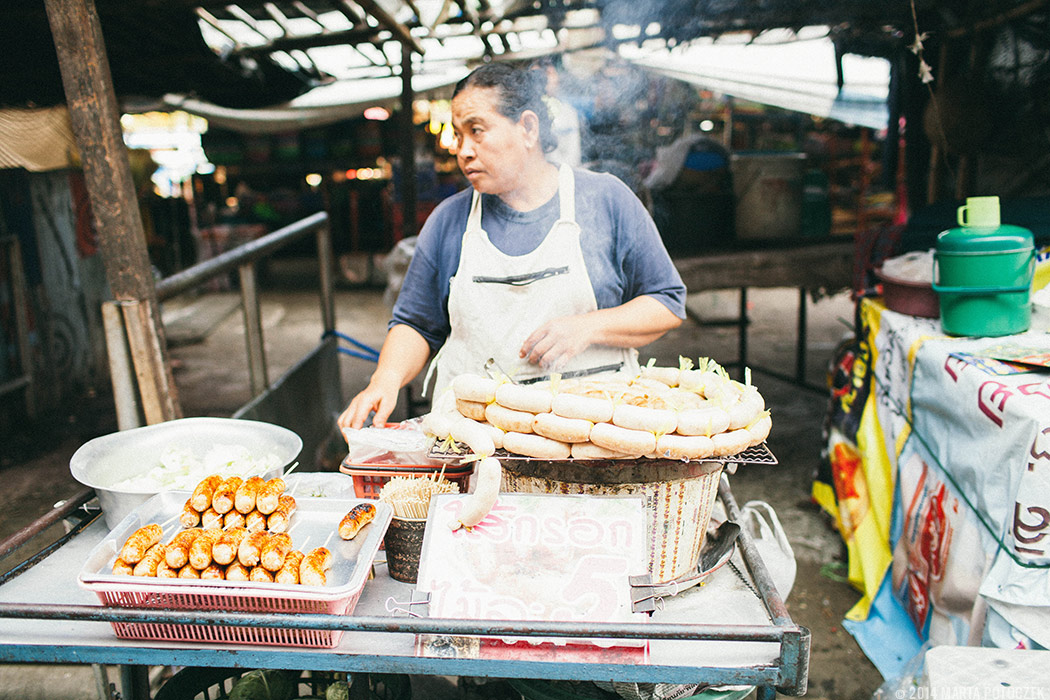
left=739, top=500, right=796, bottom=600
left=342, top=417, right=437, bottom=466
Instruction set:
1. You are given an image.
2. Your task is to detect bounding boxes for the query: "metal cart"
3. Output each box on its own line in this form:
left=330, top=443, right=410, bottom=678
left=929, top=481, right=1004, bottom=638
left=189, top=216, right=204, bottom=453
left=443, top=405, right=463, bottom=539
left=0, top=475, right=808, bottom=700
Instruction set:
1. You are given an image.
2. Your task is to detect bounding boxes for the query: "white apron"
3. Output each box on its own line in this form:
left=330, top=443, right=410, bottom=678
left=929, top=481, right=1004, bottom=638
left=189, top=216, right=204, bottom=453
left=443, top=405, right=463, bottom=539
left=427, top=164, right=638, bottom=401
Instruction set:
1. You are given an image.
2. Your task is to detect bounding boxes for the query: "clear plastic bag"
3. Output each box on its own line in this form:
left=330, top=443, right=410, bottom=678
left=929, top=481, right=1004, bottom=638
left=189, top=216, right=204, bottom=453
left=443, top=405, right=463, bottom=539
left=342, top=417, right=438, bottom=466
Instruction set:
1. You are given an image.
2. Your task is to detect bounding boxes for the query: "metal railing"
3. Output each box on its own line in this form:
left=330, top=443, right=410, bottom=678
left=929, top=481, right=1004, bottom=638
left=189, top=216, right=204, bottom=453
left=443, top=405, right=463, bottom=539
left=107, top=211, right=334, bottom=426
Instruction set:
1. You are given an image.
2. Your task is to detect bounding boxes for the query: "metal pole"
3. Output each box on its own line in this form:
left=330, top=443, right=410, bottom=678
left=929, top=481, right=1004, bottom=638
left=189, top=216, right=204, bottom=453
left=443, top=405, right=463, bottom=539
left=738, top=286, right=748, bottom=380
left=239, top=262, right=268, bottom=396
left=399, top=43, right=417, bottom=241
left=317, top=224, right=336, bottom=333
left=795, top=288, right=808, bottom=385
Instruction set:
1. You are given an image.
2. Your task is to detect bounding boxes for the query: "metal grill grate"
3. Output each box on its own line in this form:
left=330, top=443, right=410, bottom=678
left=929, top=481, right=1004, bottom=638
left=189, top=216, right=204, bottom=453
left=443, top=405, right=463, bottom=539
left=428, top=440, right=777, bottom=466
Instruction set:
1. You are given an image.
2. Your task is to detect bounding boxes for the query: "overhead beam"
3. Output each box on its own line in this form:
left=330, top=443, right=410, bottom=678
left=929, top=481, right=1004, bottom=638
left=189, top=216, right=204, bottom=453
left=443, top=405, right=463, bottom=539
left=348, top=0, right=426, bottom=55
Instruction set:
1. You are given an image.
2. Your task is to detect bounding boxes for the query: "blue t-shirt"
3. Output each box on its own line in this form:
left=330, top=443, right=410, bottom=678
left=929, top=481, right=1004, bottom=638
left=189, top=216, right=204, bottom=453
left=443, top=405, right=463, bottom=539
left=392, top=167, right=687, bottom=352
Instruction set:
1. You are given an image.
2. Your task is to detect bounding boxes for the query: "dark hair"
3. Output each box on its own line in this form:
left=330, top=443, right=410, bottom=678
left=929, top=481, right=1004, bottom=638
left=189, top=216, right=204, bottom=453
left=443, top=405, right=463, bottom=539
left=453, top=62, right=557, bottom=154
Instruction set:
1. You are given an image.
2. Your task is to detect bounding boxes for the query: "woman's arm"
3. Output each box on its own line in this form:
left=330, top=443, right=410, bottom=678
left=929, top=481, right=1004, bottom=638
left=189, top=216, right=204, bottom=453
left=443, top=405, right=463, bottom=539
left=519, top=295, right=682, bottom=371
left=337, top=324, right=433, bottom=430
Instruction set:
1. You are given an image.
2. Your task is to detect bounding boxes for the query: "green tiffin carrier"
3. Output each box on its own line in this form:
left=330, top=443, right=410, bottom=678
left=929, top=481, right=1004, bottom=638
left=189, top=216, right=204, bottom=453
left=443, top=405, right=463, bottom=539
left=934, top=195, right=1035, bottom=337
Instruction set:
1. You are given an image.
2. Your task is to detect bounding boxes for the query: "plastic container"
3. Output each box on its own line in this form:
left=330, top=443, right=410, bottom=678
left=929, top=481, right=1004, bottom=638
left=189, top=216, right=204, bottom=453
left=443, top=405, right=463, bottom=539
left=875, top=267, right=939, bottom=318
left=383, top=517, right=427, bottom=583
left=339, top=457, right=474, bottom=499
left=78, top=491, right=392, bottom=647
left=934, top=196, right=1035, bottom=336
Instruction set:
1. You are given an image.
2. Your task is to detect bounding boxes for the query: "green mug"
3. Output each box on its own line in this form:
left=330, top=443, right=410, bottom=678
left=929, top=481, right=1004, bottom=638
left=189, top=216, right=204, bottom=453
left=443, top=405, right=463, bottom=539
left=957, top=195, right=1001, bottom=228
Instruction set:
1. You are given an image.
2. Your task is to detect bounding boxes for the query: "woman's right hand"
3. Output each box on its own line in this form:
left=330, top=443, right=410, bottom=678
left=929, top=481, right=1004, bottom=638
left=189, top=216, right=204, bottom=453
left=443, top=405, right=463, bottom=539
left=336, top=324, right=433, bottom=432
left=338, top=372, right=402, bottom=430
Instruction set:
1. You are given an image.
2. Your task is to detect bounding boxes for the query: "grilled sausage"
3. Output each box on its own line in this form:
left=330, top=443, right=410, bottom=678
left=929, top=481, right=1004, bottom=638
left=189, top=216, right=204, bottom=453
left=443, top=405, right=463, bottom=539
left=156, top=558, right=178, bottom=578
left=179, top=500, right=201, bottom=528
left=256, top=477, right=285, bottom=515
left=451, top=456, right=501, bottom=530
left=201, top=507, right=224, bottom=530
left=223, top=509, right=246, bottom=530
left=200, top=563, right=225, bottom=580
left=224, top=562, right=251, bottom=581
left=133, top=543, right=166, bottom=577
left=177, top=564, right=201, bottom=579
left=299, top=547, right=331, bottom=586
left=339, top=502, right=377, bottom=540
left=188, top=528, right=222, bottom=570
left=190, top=475, right=223, bottom=512
left=119, top=524, right=163, bottom=564
left=275, top=550, right=305, bottom=584
left=112, top=558, right=134, bottom=576
left=260, top=532, right=293, bottom=572
left=249, top=566, right=274, bottom=583
left=266, top=495, right=297, bottom=533
left=211, top=476, right=242, bottom=514
left=165, top=528, right=201, bottom=569
left=212, top=527, right=248, bottom=565
left=234, top=475, right=265, bottom=514
left=245, top=509, right=268, bottom=533
left=237, top=530, right=268, bottom=567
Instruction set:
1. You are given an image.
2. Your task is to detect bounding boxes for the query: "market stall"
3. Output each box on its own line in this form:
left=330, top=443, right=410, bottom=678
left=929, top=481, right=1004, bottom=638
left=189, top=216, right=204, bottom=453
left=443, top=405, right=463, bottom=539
left=821, top=295, right=1050, bottom=677
left=0, top=373, right=808, bottom=699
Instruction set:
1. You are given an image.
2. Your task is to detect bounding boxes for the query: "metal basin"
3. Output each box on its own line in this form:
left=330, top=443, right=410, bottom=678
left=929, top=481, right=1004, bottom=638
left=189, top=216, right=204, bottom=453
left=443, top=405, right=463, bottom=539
left=70, top=417, right=302, bottom=529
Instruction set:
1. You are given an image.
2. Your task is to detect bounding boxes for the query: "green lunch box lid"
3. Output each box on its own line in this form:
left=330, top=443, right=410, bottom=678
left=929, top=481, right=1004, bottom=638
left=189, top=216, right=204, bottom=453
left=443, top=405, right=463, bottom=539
left=936, top=224, right=1034, bottom=252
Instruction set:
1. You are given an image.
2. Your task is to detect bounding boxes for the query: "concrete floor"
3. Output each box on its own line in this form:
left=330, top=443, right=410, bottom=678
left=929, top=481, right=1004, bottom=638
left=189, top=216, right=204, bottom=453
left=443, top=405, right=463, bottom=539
left=0, top=263, right=885, bottom=699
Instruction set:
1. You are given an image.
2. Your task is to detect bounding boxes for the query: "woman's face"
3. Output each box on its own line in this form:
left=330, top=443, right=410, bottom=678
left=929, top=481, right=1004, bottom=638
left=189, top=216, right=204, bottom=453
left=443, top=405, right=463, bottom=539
left=451, top=85, right=536, bottom=197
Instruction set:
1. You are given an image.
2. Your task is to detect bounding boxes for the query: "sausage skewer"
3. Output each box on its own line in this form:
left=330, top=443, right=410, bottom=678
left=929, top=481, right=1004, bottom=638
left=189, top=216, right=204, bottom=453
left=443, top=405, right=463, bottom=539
left=339, top=503, right=376, bottom=540
left=188, top=528, right=222, bottom=570
left=119, top=524, right=163, bottom=564
left=300, top=546, right=332, bottom=586
left=237, top=530, right=268, bottom=567
left=190, top=475, right=223, bottom=512
left=261, top=532, right=293, bottom=572
left=266, top=495, right=297, bottom=533
left=211, top=477, right=243, bottom=514
left=165, top=528, right=201, bottom=569
left=235, top=475, right=265, bottom=514
left=256, top=478, right=285, bottom=515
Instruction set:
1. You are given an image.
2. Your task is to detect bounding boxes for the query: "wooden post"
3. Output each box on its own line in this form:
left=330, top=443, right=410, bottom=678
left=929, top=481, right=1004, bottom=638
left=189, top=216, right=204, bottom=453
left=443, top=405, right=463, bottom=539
left=43, top=0, right=180, bottom=422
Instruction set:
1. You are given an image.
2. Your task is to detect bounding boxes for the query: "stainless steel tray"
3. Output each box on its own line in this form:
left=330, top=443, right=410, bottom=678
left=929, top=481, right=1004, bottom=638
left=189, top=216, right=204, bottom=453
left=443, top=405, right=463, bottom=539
left=79, top=490, right=392, bottom=600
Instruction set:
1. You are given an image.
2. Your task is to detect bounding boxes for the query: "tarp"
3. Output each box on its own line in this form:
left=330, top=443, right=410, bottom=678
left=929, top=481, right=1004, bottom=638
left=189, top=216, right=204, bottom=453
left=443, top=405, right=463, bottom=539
left=161, top=66, right=470, bottom=135
left=622, top=33, right=891, bottom=131
left=0, top=106, right=79, bottom=172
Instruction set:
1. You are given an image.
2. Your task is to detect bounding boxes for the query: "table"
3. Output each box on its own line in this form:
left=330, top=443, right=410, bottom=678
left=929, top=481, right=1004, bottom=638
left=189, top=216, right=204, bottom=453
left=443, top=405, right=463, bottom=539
left=819, top=297, right=1050, bottom=677
left=673, top=238, right=854, bottom=389
left=0, top=478, right=809, bottom=700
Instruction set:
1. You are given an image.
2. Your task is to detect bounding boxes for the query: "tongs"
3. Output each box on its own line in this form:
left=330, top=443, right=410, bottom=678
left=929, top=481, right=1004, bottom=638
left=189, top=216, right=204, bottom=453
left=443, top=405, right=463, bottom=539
left=483, top=357, right=625, bottom=385
left=630, top=520, right=741, bottom=613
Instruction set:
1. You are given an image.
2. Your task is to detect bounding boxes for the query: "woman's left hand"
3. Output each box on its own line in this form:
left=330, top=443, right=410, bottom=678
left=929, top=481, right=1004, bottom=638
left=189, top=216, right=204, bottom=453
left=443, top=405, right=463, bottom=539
left=520, top=297, right=683, bottom=370
left=519, top=314, right=595, bottom=371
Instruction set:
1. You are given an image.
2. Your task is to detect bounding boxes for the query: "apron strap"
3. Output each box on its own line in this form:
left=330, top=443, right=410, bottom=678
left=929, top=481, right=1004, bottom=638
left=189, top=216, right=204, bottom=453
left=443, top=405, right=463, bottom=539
left=557, top=163, right=575, bottom=223
left=466, top=188, right=483, bottom=232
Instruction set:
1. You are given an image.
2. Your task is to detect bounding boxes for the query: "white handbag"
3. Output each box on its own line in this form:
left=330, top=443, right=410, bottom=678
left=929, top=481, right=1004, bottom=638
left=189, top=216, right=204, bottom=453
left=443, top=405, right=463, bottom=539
left=739, top=500, right=797, bottom=600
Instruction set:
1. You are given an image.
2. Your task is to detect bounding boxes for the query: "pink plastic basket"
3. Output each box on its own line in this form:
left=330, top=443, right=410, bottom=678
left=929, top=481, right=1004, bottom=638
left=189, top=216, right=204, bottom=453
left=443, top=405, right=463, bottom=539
left=79, top=491, right=391, bottom=648
left=85, top=578, right=363, bottom=647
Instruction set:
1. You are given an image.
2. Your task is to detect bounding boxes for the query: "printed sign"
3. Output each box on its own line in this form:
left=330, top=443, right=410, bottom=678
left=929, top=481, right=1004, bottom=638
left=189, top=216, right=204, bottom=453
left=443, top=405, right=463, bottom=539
left=416, top=492, right=649, bottom=646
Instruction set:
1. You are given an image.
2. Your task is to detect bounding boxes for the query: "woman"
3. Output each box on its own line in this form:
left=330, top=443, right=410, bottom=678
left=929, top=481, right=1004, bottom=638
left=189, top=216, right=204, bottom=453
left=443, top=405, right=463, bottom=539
left=339, top=62, right=686, bottom=430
